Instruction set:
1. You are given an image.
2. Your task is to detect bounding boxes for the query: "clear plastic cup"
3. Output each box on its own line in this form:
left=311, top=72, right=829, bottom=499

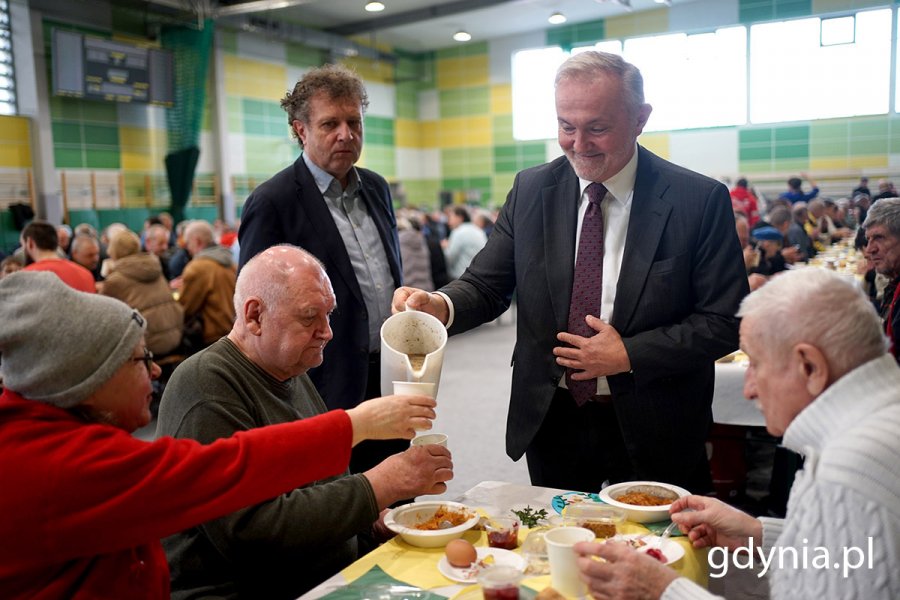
left=485, top=516, right=519, bottom=550
left=562, top=504, right=625, bottom=539
left=478, top=565, right=521, bottom=600
left=520, top=528, right=550, bottom=575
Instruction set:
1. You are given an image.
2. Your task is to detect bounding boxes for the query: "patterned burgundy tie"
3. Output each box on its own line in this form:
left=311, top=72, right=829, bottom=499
left=566, top=182, right=607, bottom=406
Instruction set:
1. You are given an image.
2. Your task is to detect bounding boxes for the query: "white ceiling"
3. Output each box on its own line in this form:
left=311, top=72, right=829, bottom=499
left=224, top=0, right=699, bottom=53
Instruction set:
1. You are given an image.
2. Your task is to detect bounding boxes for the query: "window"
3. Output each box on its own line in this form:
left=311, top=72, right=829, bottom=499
left=0, top=0, right=14, bottom=115
left=510, top=7, right=895, bottom=139
left=511, top=46, right=566, bottom=141
left=896, top=10, right=900, bottom=114
left=750, top=9, right=891, bottom=124
left=820, top=16, right=855, bottom=46
left=511, top=28, right=745, bottom=139
left=625, top=27, right=746, bottom=132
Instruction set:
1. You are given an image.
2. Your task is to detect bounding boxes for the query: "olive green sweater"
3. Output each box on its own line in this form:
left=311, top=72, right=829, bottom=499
left=157, top=338, right=379, bottom=599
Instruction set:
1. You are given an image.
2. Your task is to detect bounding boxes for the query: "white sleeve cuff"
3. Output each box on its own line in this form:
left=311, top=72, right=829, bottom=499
left=434, top=291, right=454, bottom=329
left=758, top=516, right=785, bottom=552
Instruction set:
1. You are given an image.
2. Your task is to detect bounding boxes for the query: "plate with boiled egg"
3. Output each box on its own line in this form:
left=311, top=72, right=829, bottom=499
left=438, top=540, right=526, bottom=583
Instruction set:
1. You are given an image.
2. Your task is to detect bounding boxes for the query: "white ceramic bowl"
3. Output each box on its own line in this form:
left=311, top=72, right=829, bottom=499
left=383, top=501, right=479, bottom=548
left=598, top=481, right=690, bottom=524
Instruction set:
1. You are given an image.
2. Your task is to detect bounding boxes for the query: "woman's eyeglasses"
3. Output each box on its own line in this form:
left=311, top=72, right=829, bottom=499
left=132, top=347, right=154, bottom=373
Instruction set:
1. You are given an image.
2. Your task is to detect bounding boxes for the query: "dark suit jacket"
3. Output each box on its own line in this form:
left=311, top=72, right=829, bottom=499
left=443, top=147, right=749, bottom=491
left=238, top=157, right=401, bottom=410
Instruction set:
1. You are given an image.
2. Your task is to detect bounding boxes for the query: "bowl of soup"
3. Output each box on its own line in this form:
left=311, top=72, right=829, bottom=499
left=598, top=481, right=690, bottom=523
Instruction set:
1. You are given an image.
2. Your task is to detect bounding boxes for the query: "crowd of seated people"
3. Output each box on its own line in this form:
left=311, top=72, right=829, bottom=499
left=0, top=198, right=510, bottom=377
left=731, top=178, right=898, bottom=321
left=4, top=214, right=245, bottom=371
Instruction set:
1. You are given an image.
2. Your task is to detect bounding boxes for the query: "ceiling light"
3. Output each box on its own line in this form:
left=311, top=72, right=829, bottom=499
left=654, top=0, right=672, bottom=4
left=365, top=1, right=385, bottom=12
left=452, top=30, right=472, bottom=42
left=548, top=12, right=567, bottom=25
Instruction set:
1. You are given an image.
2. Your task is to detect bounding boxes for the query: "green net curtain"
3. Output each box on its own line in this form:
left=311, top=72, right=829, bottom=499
left=161, top=20, right=213, bottom=224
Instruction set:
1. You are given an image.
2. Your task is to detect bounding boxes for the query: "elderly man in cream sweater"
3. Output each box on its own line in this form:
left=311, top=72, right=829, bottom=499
left=574, top=268, right=900, bottom=600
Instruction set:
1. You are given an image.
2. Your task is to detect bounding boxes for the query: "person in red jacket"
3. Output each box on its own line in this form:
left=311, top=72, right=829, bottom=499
left=0, top=271, right=442, bottom=599
left=730, top=177, right=760, bottom=226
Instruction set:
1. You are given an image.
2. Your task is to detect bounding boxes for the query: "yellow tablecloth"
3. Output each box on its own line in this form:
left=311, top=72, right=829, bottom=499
left=341, top=525, right=708, bottom=596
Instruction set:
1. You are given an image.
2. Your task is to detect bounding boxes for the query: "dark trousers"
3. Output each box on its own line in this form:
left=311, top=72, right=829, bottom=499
left=525, top=386, right=633, bottom=493
left=349, top=352, right=410, bottom=475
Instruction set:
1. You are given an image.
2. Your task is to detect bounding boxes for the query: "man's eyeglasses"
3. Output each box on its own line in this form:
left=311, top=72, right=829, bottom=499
left=132, top=347, right=154, bottom=374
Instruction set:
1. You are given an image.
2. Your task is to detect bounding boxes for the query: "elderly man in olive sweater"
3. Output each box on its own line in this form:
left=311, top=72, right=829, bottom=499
left=157, top=245, right=452, bottom=599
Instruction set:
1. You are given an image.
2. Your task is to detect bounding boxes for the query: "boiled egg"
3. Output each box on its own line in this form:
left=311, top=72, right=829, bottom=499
left=445, top=538, right=477, bottom=567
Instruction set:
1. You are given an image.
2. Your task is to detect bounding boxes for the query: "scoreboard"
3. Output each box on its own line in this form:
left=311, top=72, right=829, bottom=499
left=52, top=29, right=174, bottom=107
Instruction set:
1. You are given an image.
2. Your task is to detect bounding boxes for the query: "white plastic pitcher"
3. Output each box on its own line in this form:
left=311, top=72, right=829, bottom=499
left=380, top=310, right=448, bottom=397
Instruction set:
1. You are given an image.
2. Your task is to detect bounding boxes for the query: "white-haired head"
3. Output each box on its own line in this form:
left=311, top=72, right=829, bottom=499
left=738, top=268, right=886, bottom=378
left=556, top=50, right=645, bottom=118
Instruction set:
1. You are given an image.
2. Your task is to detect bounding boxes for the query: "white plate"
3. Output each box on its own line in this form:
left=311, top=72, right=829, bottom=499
left=607, top=534, right=685, bottom=565
left=437, top=547, right=527, bottom=583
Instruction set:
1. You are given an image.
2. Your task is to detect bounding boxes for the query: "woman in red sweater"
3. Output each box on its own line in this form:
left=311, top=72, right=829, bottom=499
left=0, top=271, right=437, bottom=599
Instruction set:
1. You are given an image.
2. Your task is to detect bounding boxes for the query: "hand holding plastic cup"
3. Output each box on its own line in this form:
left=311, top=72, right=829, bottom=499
left=393, top=381, right=437, bottom=432
left=544, top=526, right=595, bottom=598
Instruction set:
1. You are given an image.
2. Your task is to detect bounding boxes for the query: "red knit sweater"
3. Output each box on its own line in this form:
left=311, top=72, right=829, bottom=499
left=0, top=390, right=352, bottom=599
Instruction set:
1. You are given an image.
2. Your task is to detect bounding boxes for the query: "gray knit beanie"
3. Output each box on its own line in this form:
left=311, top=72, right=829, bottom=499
left=0, top=271, right=146, bottom=407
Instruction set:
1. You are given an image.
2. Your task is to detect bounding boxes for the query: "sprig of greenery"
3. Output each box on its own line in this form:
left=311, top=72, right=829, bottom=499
left=510, top=506, right=548, bottom=528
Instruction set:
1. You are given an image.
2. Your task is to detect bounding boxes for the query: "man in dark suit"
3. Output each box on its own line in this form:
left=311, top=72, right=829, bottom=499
left=239, top=64, right=404, bottom=474
left=393, top=51, right=748, bottom=494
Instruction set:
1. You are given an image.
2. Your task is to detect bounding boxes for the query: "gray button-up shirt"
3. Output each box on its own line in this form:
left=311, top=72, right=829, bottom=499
left=303, top=153, right=394, bottom=350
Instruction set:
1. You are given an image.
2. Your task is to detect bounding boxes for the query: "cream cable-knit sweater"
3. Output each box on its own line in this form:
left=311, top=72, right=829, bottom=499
left=662, top=354, right=900, bottom=600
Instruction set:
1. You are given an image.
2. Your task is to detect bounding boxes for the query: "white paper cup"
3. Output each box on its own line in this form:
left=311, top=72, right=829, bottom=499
left=392, top=381, right=437, bottom=399
left=544, top=526, right=595, bottom=598
left=410, top=433, right=448, bottom=448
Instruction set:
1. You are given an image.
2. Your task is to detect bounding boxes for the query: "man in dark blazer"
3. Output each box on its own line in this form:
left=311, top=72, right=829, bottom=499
left=239, top=64, right=405, bottom=474
left=394, top=51, right=748, bottom=494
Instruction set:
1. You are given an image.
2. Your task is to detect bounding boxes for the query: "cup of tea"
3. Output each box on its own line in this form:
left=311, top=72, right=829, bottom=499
left=410, top=433, right=448, bottom=448
left=544, top=526, right=595, bottom=598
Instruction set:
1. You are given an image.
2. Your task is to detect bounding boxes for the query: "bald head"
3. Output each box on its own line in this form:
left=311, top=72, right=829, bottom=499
left=234, top=245, right=328, bottom=318
left=229, top=245, right=335, bottom=380
left=184, top=221, right=214, bottom=247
